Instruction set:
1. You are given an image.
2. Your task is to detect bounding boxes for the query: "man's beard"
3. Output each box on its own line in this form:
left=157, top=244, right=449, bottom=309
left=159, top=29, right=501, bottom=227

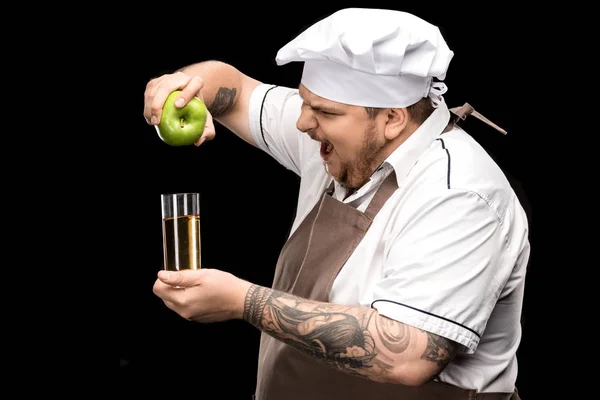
left=325, top=123, right=385, bottom=191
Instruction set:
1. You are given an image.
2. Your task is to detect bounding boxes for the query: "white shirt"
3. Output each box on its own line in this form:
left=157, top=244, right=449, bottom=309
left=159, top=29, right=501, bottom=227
left=248, top=84, right=530, bottom=393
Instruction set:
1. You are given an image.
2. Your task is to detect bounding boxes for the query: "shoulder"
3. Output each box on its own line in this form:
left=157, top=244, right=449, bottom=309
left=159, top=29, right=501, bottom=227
left=249, top=84, right=303, bottom=136
left=405, top=127, right=522, bottom=224
left=249, top=84, right=302, bottom=112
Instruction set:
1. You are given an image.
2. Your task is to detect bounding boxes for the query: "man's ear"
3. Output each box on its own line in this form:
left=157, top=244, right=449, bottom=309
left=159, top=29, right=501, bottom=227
left=384, top=108, right=409, bottom=140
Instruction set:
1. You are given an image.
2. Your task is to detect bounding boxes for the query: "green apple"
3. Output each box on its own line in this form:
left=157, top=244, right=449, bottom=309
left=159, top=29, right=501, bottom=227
left=156, top=90, right=208, bottom=146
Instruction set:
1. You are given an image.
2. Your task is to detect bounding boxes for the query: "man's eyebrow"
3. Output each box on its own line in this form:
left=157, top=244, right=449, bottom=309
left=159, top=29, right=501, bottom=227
left=298, top=86, right=342, bottom=113
left=311, top=103, right=342, bottom=113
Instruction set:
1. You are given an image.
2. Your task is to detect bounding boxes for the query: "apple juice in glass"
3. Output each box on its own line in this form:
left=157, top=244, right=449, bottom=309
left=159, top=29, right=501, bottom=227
left=161, top=193, right=201, bottom=271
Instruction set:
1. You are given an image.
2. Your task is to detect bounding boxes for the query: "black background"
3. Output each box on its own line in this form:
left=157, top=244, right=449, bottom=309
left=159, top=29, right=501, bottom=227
left=120, top=4, right=536, bottom=398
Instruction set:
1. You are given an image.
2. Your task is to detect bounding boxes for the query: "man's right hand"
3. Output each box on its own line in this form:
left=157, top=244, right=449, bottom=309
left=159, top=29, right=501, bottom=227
left=143, top=71, right=216, bottom=146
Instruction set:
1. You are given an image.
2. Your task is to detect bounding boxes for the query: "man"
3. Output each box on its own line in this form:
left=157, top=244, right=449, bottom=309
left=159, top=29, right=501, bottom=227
left=146, top=8, right=530, bottom=400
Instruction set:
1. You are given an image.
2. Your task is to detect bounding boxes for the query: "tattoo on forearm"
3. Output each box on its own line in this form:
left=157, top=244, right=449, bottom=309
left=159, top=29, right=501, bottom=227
left=209, top=87, right=236, bottom=117
left=243, top=284, right=270, bottom=327
left=420, top=330, right=456, bottom=368
left=242, top=285, right=429, bottom=381
left=243, top=285, right=377, bottom=375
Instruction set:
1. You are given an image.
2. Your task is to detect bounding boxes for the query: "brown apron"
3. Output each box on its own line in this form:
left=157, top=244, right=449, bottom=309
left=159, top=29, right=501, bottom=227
left=254, top=105, right=519, bottom=400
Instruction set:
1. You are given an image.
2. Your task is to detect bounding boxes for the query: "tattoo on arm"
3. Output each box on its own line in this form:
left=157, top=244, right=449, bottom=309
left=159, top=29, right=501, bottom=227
left=420, top=330, right=457, bottom=368
left=209, top=87, right=236, bottom=117
left=243, top=285, right=441, bottom=382
left=243, top=285, right=378, bottom=376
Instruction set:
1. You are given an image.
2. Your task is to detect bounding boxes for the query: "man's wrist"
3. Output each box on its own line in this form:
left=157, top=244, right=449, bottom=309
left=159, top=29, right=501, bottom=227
left=242, top=284, right=272, bottom=326
left=236, top=280, right=256, bottom=320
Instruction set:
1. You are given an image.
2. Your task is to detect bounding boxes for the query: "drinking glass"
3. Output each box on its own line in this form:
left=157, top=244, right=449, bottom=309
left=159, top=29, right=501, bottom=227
left=160, top=193, right=201, bottom=271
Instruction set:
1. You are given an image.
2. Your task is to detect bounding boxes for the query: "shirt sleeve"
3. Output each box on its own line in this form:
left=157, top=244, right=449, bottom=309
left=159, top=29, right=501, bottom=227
left=371, top=189, right=511, bottom=353
left=248, top=84, right=319, bottom=176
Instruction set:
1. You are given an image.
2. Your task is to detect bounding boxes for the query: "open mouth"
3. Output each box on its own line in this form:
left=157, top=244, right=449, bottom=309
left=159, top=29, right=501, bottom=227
left=320, top=141, right=334, bottom=159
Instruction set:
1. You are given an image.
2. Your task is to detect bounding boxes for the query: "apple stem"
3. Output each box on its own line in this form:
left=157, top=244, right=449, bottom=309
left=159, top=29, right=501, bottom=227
left=180, top=118, right=185, bottom=129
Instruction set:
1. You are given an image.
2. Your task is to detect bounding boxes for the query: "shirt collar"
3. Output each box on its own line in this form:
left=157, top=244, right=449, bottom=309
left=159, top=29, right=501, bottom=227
left=383, top=101, right=451, bottom=187
left=331, top=101, right=450, bottom=198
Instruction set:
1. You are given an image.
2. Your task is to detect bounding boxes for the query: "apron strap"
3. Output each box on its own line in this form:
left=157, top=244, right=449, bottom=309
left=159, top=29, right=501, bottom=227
left=323, top=171, right=398, bottom=220
left=363, top=171, right=397, bottom=220
left=449, top=102, right=507, bottom=135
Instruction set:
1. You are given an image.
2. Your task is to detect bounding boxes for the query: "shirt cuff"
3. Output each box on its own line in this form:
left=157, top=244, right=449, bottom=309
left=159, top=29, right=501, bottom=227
left=372, top=299, right=480, bottom=353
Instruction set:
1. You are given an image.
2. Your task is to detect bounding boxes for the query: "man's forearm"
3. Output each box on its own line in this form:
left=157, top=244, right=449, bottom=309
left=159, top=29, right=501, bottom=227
left=242, top=285, right=456, bottom=386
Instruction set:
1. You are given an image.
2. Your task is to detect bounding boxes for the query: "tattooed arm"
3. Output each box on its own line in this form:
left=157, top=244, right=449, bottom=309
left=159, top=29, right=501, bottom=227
left=243, top=284, right=458, bottom=386
left=153, top=269, right=458, bottom=385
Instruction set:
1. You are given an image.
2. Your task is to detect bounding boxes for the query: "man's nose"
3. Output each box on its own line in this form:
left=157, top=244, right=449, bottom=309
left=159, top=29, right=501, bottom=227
left=296, top=109, right=317, bottom=133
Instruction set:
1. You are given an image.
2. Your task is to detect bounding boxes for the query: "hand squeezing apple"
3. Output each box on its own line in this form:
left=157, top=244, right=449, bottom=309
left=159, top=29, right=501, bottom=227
left=155, top=90, right=208, bottom=146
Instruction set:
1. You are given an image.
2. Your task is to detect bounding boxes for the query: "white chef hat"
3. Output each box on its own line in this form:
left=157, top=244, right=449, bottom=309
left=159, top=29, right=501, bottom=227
left=276, top=8, right=454, bottom=108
